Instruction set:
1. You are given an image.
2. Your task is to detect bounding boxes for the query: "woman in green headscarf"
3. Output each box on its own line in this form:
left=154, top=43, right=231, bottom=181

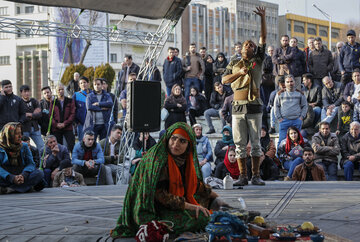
left=214, top=126, right=234, bottom=166
left=111, top=122, right=226, bottom=238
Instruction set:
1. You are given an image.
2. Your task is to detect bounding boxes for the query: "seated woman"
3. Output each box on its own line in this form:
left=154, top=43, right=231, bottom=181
left=277, top=126, right=310, bottom=181
left=214, top=126, right=234, bottom=166
left=214, top=147, right=240, bottom=180
left=246, top=126, right=279, bottom=180
left=188, top=87, right=207, bottom=126
left=130, top=132, right=157, bottom=176
left=110, top=122, right=226, bottom=238
left=192, top=124, right=213, bottom=179
left=0, top=122, right=45, bottom=193
left=164, top=84, right=187, bottom=129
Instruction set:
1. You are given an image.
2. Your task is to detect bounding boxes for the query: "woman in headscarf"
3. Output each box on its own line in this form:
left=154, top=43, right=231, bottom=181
left=213, top=52, right=228, bottom=84
left=204, top=54, right=215, bottom=106
left=188, top=86, right=207, bottom=126
left=110, top=122, right=227, bottom=238
left=192, top=124, right=213, bottom=179
left=277, top=126, right=310, bottom=181
left=164, top=84, right=187, bottom=129
left=215, top=147, right=240, bottom=180
left=214, top=126, right=234, bottom=166
left=0, top=122, right=44, bottom=193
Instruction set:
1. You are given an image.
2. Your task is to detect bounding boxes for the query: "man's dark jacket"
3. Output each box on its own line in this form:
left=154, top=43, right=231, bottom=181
left=0, top=93, right=26, bottom=130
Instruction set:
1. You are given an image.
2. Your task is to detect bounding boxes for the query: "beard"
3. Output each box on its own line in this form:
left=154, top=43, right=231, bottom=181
left=241, top=48, right=254, bottom=60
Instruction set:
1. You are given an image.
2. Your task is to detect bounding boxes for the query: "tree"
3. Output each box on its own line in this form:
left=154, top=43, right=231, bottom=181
left=94, top=63, right=116, bottom=91
left=79, top=10, right=99, bottom=65
left=60, top=64, right=86, bottom=85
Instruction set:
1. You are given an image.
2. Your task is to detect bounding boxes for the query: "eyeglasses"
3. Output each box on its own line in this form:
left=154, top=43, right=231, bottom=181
left=170, top=135, right=188, bottom=144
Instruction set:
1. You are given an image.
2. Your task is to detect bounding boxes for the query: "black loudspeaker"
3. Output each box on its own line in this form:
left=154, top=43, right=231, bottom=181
left=126, top=81, right=161, bottom=132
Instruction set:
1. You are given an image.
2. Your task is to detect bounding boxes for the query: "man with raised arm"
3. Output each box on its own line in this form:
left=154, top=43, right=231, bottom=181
left=222, top=6, right=266, bottom=186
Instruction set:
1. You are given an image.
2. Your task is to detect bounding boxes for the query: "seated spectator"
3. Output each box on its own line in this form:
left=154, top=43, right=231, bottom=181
left=164, top=84, right=187, bottom=129
left=204, top=82, right=232, bottom=134
left=353, top=92, right=360, bottom=122
left=292, top=147, right=326, bottom=181
left=130, top=132, right=156, bottom=176
left=214, top=126, right=234, bottom=166
left=119, top=73, right=137, bottom=121
left=52, top=160, right=86, bottom=187
left=246, top=126, right=279, bottom=181
left=188, top=86, right=207, bottom=126
left=99, top=125, right=124, bottom=184
left=220, top=94, right=233, bottom=126
left=214, top=147, right=239, bottom=180
left=0, top=122, right=44, bottom=193
left=40, top=135, right=71, bottom=187
left=321, top=76, right=344, bottom=125
left=213, top=52, right=228, bottom=84
left=343, top=69, right=360, bottom=105
left=340, top=121, right=360, bottom=181
left=72, top=130, right=107, bottom=185
left=301, top=105, right=316, bottom=139
left=277, top=126, right=310, bottom=181
left=193, top=124, right=213, bottom=179
left=337, top=101, right=353, bottom=139
left=21, top=135, right=40, bottom=168
left=268, top=76, right=286, bottom=134
left=302, top=73, right=322, bottom=124
left=312, top=121, right=340, bottom=181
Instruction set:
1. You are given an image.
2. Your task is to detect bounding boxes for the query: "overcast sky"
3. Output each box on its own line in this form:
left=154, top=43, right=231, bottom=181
left=265, top=0, right=360, bottom=24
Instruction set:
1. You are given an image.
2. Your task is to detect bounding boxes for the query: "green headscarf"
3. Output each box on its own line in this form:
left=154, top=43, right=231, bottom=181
left=222, top=125, right=234, bottom=145
left=111, top=122, right=202, bottom=238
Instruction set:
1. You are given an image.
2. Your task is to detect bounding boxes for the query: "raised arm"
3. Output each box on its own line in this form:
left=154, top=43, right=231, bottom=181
left=254, top=6, right=266, bottom=45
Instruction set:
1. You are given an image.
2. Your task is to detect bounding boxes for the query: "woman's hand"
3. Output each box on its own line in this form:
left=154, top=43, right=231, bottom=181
left=184, top=202, right=211, bottom=218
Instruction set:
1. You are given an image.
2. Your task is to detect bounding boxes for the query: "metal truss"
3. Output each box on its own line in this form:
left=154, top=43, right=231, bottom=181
left=116, top=127, right=136, bottom=185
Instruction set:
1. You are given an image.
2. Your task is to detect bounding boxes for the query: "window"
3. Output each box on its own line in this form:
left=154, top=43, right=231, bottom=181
left=0, top=32, right=8, bottom=39
left=110, top=53, right=117, bottom=63
left=0, top=56, right=10, bottom=65
left=0, top=7, right=8, bottom=16
left=25, top=6, right=34, bottom=14
left=332, top=29, right=339, bottom=38
left=288, top=23, right=291, bottom=31
left=16, top=6, right=21, bottom=14
left=307, top=24, right=316, bottom=35
left=319, top=30, right=328, bottom=37
left=294, top=21, right=305, bottom=33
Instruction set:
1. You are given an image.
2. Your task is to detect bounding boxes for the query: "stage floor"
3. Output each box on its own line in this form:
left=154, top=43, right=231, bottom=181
left=0, top=181, right=359, bottom=241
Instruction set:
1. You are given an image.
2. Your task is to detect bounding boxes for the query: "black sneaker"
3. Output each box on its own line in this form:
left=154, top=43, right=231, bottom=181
left=206, top=129, right=215, bottom=134
left=269, top=127, right=276, bottom=134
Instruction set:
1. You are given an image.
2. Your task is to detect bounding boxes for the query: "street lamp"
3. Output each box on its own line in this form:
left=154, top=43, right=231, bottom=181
left=313, top=4, right=332, bottom=50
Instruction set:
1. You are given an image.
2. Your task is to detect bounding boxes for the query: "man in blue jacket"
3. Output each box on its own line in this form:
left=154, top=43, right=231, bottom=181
left=72, top=130, right=107, bottom=185
left=339, top=30, right=360, bottom=85
left=84, top=78, right=113, bottom=141
left=163, top=47, right=183, bottom=96
left=72, top=76, right=91, bottom=140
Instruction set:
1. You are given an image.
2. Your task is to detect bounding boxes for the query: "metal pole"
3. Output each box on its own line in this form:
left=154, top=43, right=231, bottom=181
left=329, top=16, right=332, bottom=51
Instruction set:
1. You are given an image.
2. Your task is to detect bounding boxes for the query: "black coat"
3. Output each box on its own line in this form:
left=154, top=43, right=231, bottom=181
left=303, top=84, right=322, bottom=107
left=164, top=97, right=187, bottom=129
left=0, top=93, right=26, bottom=130
left=214, top=140, right=227, bottom=166
left=214, top=161, right=230, bottom=179
left=321, top=82, right=344, bottom=108
left=209, top=86, right=232, bottom=110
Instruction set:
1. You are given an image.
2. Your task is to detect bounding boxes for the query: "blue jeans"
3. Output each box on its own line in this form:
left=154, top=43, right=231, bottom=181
left=270, top=107, right=279, bottom=130
left=204, top=108, right=225, bottom=131
left=278, top=118, right=302, bottom=146
left=93, top=124, right=107, bottom=141
left=77, top=124, right=84, bottom=141
left=321, top=106, right=339, bottom=124
left=343, top=161, right=360, bottom=181
left=0, top=169, right=44, bottom=193
left=313, top=106, right=321, bottom=124
left=184, top=77, right=201, bottom=110
left=283, top=157, right=304, bottom=178
left=23, top=127, right=44, bottom=155
left=166, top=86, right=172, bottom=97
left=318, top=161, right=338, bottom=181
left=201, top=162, right=212, bottom=179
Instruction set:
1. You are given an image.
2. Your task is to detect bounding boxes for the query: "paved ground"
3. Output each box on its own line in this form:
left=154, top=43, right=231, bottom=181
left=0, top=181, right=359, bottom=241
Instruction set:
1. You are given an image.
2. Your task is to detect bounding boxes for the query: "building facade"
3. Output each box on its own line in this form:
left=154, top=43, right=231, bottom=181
left=279, top=13, right=346, bottom=51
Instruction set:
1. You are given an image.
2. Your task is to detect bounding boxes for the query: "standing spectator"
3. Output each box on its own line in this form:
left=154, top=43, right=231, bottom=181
left=204, top=82, right=232, bottom=134
left=340, top=121, right=360, bottom=181
left=0, top=122, right=44, bottom=193
left=214, top=147, right=240, bottom=180
left=141, top=58, right=162, bottom=82
left=272, top=35, right=296, bottom=89
left=321, top=76, right=344, bottom=125
left=214, top=126, right=234, bottom=166
left=268, top=76, right=286, bottom=134
left=203, top=54, right=215, bottom=105
left=40, top=135, right=71, bottom=187
left=339, top=30, right=360, bottom=85
left=84, top=78, right=113, bottom=141
left=274, top=75, right=308, bottom=145
left=289, top=37, right=306, bottom=90
left=312, top=121, right=340, bottom=181
left=336, top=101, right=353, bottom=138
left=332, top=42, right=345, bottom=82
left=292, top=147, right=326, bottom=181
left=19, top=85, right=44, bottom=153
left=73, top=76, right=92, bottom=140
left=220, top=94, right=233, bottom=126
left=260, top=45, right=275, bottom=109
left=230, top=41, right=242, bottom=62
left=39, top=86, right=56, bottom=136
left=199, top=47, right=207, bottom=92
left=53, top=84, right=75, bottom=152
left=173, top=47, right=180, bottom=58
left=163, top=47, right=183, bottom=96
left=188, top=86, right=207, bottom=126
left=21, top=135, right=40, bottom=168
left=182, top=43, right=205, bottom=110
left=213, top=52, right=228, bottom=84
left=72, top=130, right=107, bottom=185
left=102, top=78, right=118, bottom=126
left=52, top=160, right=86, bottom=187
left=343, top=69, right=360, bottom=105
left=192, top=124, right=213, bottom=179
left=119, top=73, right=136, bottom=120
left=308, top=37, right=334, bottom=87
left=66, top=72, right=80, bottom=98
left=164, top=84, right=187, bottom=129
left=304, top=37, right=315, bottom=71
left=99, top=125, right=124, bottom=185
left=0, top=80, right=26, bottom=130
left=302, top=73, right=322, bottom=124
left=118, top=54, right=140, bottom=92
